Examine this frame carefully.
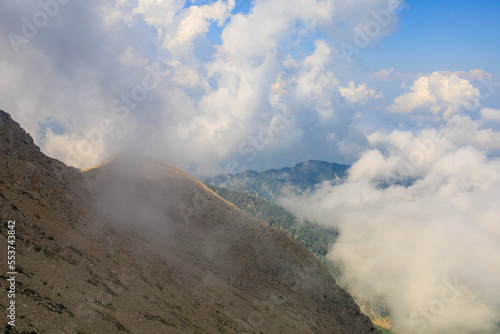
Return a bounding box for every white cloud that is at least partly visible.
[480,107,500,122]
[348,108,500,182]
[163,0,235,56]
[219,0,333,60]
[346,128,454,182]
[326,131,336,142]
[133,0,185,26]
[294,40,339,118]
[0,0,412,171]
[281,106,500,332]
[281,143,500,333]
[348,148,399,181]
[168,60,210,89]
[389,72,480,118]
[42,129,105,168]
[370,67,406,81]
[339,81,382,105]
[441,114,500,151]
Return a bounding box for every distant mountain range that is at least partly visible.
[205,160,349,203]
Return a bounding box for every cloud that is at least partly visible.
[283,158,500,333]
[480,107,500,122]
[352,129,453,181]
[281,113,500,333]
[162,0,235,56]
[0,0,412,171]
[389,72,480,119]
[339,81,383,105]
[293,40,339,119]
[133,0,185,26]
[42,129,105,168]
[218,0,333,61]
[168,60,210,89]
[442,114,500,151]
[348,108,500,182]
[370,67,406,81]
[434,69,491,81]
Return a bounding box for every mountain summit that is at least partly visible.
[0,110,376,333]
[206,160,349,203]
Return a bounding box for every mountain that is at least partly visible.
[205,184,338,257]
[0,110,377,333]
[205,181,393,332]
[205,160,349,203]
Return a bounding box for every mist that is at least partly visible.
[280,112,500,333]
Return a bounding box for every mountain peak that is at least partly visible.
[1,110,40,157]
[206,159,349,203]
[0,110,89,224]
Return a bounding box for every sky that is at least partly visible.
[1,1,500,332]
[363,0,500,74]
[0,0,498,174]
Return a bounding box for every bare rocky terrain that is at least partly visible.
[0,110,377,333]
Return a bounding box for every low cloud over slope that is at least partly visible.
[281,109,500,333]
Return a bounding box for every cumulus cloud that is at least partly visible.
[0,0,414,171]
[42,129,105,168]
[480,107,500,122]
[293,40,339,119]
[162,0,235,56]
[339,81,383,105]
[281,111,500,333]
[442,114,500,151]
[168,60,210,89]
[389,72,480,118]
[349,129,453,181]
[133,0,185,26]
[218,0,332,60]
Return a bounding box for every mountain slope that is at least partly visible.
[206,160,349,203]
[0,110,377,333]
[205,183,338,256]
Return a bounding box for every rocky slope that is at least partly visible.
[0,110,377,333]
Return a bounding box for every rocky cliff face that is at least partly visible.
[0,110,377,333]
